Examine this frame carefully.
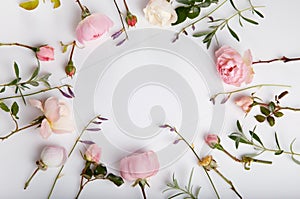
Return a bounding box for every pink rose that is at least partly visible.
[36,46,54,61]
[120,151,159,181]
[40,145,67,168]
[76,13,113,44]
[29,97,75,139]
[215,46,254,87]
[84,144,101,163]
[235,96,253,113]
[205,134,220,149]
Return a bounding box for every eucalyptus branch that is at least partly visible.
[210,84,291,104]
[47,115,106,199]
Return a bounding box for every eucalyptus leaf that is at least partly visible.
[274,111,284,118]
[19,0,39,10]
[227,24,240,41]
[267,116,275,126]
[254,115,265,123]
[11,102,19,117]
[260,106,270,116]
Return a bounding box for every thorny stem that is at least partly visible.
[210,84,291,103]
[69,41,76,61]
[113,0,129,40]
[163,125,220,199]
[47,115,101,199]
[24,167,40,190]
[0,120,41,141]
[213,168,242,199]
[75,0,85,12]
[0,84,70,101]
[255,102,300,112]
[139,181,147,199]
[252,56,300,64]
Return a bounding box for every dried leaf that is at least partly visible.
[50,0,61,8]
[19,0,39,10]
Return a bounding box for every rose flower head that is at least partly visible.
[84,144,101,164]
[120,150,159,181]
[143,0,177,27]
[125,12,137,27]
[76,13,114,44]
[29,97,75,139]
[36,45,54,61]
[205,134,220,149]
[215,46,254,87]
[235,96,254,113]
[39,145,67,169]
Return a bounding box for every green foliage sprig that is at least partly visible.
[163,168,201,199]
[229,120,300,165]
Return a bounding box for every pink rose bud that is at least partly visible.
[65,60,76,78]
[205,134,220,149]
[126,12,137,27]
[215,46,254,87]
[235,96,254,113]
[120,151,159,181]
[36,45,55,61]
[76,13,114,44]
[84,144,101,163]
[40,145,67,168]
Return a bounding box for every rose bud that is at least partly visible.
[204,134,220,149]
[65,60,76,78]
[235,96,254,113]
[36,45,54,61]
[84,144,101,164]
[125,12,137,27]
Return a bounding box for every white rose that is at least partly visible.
[143,0,177,26]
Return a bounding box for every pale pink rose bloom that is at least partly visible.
[29,97,75,139]
[40,145,67,168]
[120,150,159,181]
[84,144,101,163]
[143,0,177,27]
[204,134,220,148]
[215,46,254,87]
[235,96,254,113]
[76,13,113,44]
[36,46,54,61]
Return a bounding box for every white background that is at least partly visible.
[1,0,300,199]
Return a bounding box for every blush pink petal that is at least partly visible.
[76,13,113,44]
[120,151,159,181]
[43,97,60,122]
[36,46,54,61]
[40,145,67,167]
[29,98,43,112]
[85,144,102,163]
[40,119,53,139]
[51,100,75,134]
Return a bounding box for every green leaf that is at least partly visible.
[236,120,243,133]
[274,111,284,117]
[0,87,5,93]
[177,0,195,5]
[29,81,39,87]
[290,139,300,165]
[267,116,275,126]
[229,0,237,10]
[260,106,270,116]
[14,62,20,78]
[0,102,10,112]
[268,102,276,112]
[274,132,281,150]
[249,130,264,146]
[241,15,259,25]
[193,31,210,37]
[187,6,200,19]
[7,79,18,86]
[19,0,39,10]
[11,102,19,117]
[50,0,61,8]
[254,115,265,123]
[227,24,240,41]
[172,7,188,25]
[254,9,264,18]
[199,0,213,8]
[106,173,124,187]
[29,66,40,81]
[274,150,284,155]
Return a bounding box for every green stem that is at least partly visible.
[24,167,40,190]
[164,125,220,199]
[213,168,242,199]
[253,143,300,156]
[47,115,101,199]
[0,84,70,101]
[210,84,291,102]
[113,0,129,39]
[138,181,147,199]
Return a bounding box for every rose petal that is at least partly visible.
[40,119,53,139]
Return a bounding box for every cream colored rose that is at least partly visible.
[143,0,177,26]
